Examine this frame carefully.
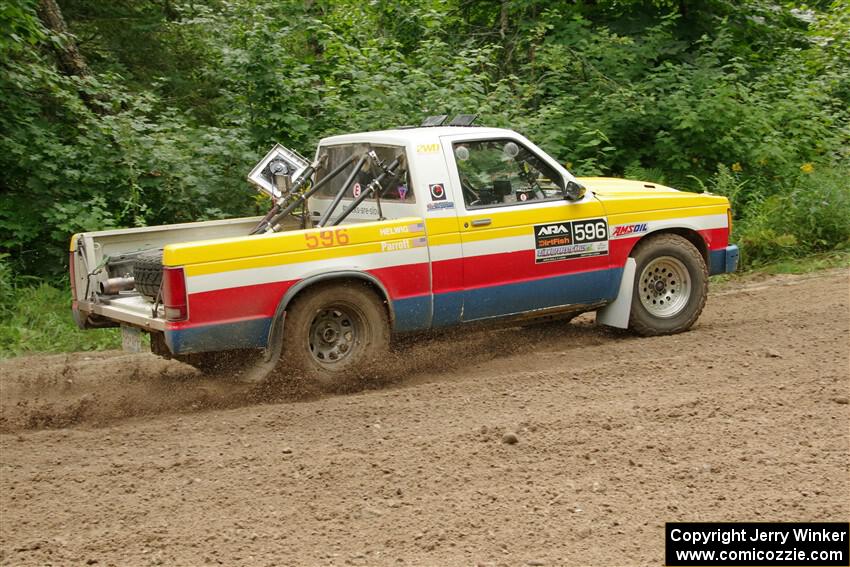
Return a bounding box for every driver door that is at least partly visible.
[440,133,618,321]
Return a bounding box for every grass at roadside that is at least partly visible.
[1,251,847,360]
[0,280,121,359]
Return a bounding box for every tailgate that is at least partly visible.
[71,216,262,330]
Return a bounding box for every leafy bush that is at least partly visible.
[0,0,848,355]
[709,164,850,266]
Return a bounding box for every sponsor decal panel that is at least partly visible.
[610,222,649,239]
[534,218,609,263]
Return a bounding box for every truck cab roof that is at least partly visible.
[318,126,520,147]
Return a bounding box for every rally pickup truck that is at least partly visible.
[70,121,738,383]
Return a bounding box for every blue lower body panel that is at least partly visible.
[166,267,624,353]
[392,295,433,332]
[461,267,622,321]
[709,245,740,275]
[165,317,271,355]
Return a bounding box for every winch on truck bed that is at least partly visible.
[69,115,738,385]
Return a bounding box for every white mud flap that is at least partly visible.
[121,325,142,353]
[597,257,636,329]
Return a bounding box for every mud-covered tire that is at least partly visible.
[629,233,708,336]
[134,249,164,299]
[281,281,389,387]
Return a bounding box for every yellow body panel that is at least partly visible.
[164,187,729,276]
[164,217,426,268]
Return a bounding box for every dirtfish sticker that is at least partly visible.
[610,222,648,239]
[534,218,609,263]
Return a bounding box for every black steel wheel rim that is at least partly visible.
[308,304,363,365]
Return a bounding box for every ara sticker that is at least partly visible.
[429,183,446,201]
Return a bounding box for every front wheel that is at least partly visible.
[281,281,390,387]
[629,233,708,336]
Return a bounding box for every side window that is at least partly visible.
[315,144,415,203]
[453,139,563,209]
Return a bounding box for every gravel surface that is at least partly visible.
[1,269,848,566]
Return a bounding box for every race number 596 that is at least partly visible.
[573,220,607,242]
[305,229,350,249]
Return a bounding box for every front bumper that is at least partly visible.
[709,244,740,275]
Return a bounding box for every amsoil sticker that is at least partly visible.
[429,183,447,201]
[610,222,648,239]
[534,218,609,263]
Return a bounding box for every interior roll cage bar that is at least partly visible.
[251,147,407,235]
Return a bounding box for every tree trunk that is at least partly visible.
[36,0,92,78]
[499,1,508,40]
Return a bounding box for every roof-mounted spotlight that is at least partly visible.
[421,115,449,127]
[448,114,478,127]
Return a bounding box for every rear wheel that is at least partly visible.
[281,281,389,387]
[629,233,708,336]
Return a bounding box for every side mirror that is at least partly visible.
[563,180,586,201]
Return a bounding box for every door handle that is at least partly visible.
[470,218,492,227]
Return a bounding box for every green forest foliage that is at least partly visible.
[2,0,849,275]
[1,0,849,355]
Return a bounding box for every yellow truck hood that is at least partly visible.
[577,176,681,195]
[577,176,729,214]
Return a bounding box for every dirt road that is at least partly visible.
[1,269,848,566]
